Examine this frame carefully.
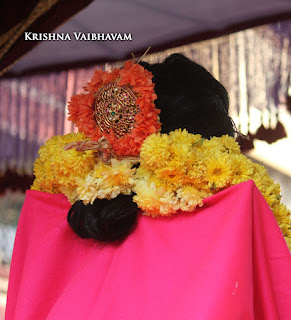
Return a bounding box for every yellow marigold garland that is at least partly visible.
[31,132,95,195]
[31,130,291,250]
[75,159,136,205]
[31,133,137,205]
[133,129,291,249]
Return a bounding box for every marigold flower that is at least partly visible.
[68,61,161,157]
[31,132,94,194]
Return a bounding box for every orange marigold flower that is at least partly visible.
[67,60,161,157]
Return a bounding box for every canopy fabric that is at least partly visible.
[1,0,291,76]
[5,181,291,319]
[0,0,94,77]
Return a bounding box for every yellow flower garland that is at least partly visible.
[31,132,95,195]
[75,159,136,205]
[31,130,291,250]
[31,132,137,205]
[133,130,291,249]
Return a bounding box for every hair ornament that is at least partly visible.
[68,58,160,157]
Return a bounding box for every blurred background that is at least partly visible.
[0,0,291,318]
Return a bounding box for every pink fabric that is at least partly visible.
[6,180,291,320]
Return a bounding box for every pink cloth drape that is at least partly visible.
[5,180,291,320]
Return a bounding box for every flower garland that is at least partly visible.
[31,130,291,250]
[31,132,95,196]
[133,130,291,249]
[74,159,137,205]
[67,61,161,157]
[31,133,137,205]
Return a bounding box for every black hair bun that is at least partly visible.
[67,194,138,242]
[140,53,234,138]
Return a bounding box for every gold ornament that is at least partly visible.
[95,83,139,138]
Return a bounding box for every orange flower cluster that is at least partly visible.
[68,61,161,157]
